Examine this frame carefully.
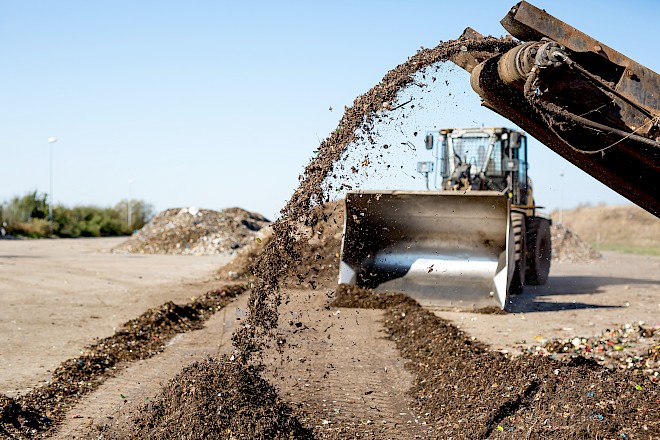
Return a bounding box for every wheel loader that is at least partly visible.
[339,1,659,310]
[339,127,550,310]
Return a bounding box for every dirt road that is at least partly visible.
[0,237,231,396]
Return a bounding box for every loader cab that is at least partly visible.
[430,128,530,205]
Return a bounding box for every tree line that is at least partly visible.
[0,191,154,238]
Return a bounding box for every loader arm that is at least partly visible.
[452,1,660,217]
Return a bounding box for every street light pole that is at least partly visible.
[559,172,564,225]
[128,179,134,230]
[47,137,58,234]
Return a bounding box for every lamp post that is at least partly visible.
[128,179,134,230]
[47,137,58,233]
[559,172,564,225]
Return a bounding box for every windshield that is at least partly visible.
[451,135,501,176]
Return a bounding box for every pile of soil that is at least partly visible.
[535,322,660,382]
[333,284,659,438]
[0,285,247,438]
[114,207,270,256]
[131,358,312,439]
[219,200,344,287]
[551,223,602,263]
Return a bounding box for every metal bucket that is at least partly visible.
[339,190,513,309]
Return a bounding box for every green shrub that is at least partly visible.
[1,192,154,238]
[7,219,50,238]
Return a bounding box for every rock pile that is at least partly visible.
[551,223,602,263]
[113,207,270,256]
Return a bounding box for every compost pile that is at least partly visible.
[551,223,602,263]
[332,285,659,438]
[113,207,270,256]
[132,358,312,439]
[0,285,247,438]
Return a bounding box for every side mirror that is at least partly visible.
[425,133,434,150]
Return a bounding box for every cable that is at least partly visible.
[523,64,660,154]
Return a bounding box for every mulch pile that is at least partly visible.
[333,284,659,438]
[114,207,270,256]
[0,285,247,438]
[552,223,602,263]
[132,358,313,439]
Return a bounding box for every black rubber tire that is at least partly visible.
[525,217,552,285]
[509,211,526,295]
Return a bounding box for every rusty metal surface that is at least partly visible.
[453,1,659,218]
[471,54,659,218]
[502,1,659,116]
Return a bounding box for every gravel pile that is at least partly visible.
[551,223,602,263]
[113,207,270,256]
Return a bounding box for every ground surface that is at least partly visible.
[435,251,660,354]
[0,237,230,397]
[550,204,660,253]
[1,237,658,438]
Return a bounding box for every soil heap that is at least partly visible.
[132,358,312,439]
[113,207,270,256]
[551,222,602,263]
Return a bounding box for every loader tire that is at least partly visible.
[526,217,552,285]
[509,211,526,295]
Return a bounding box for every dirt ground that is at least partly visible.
[435,250,660,354]
[1,237,657,438]
[0,237,231,397]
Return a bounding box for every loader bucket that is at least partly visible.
[339,190,514,309]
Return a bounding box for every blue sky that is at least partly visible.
[1,1,657,219]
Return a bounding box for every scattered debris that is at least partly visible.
[333,284,660,438]
[532,321,660,382]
